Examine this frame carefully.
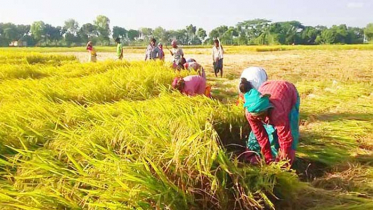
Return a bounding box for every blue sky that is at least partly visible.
[0,0,371,31]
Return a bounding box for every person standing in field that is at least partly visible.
[169,40,185,70]
[237,67,268,105]
[158,43,165,61]
[86,41,97,63]
[183,60,211,96]
[212,39,224,77]
[240,80,300,166]
[115,38,124,60]
[145,38,160,61]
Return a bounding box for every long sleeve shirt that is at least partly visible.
[145,45,160,60]
[245,81,298,161]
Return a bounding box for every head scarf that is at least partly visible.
[172,77,180,89]
[183,62,189,69]
[243,89,273,115]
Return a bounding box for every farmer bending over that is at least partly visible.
[172,75,209,97]
[184,60,206,79]
[240,80,300,165]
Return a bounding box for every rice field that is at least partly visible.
[0,47,372,209]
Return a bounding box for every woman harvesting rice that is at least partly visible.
[183,59,206,79]
[240,80,300,165]
[172,75,209,97]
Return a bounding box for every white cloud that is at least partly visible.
[347,2,364,8]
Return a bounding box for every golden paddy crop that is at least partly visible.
[0,48,373,209]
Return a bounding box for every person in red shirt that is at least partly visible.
[240,80,300,165]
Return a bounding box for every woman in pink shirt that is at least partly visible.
[172,75,207,96]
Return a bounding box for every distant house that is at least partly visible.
[9,41,28,47]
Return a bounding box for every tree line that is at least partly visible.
[1,15,373,47]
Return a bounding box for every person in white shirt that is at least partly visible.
[212,39,224,78]
[145,38,160,61]
[169,40,185,70]
[237,67,268,105]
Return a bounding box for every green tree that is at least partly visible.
[0,23,3,45]
[94,15,111,45]
[0,23,17,46]
[208,29,219,41]
[30,21,46,44]
[168,29,188,44]
[236,31,248,45]
[64,32,80,46]
[284,21,304,44]
[364,23,373,42]
[221,27,238,45]
[78,23,97,43]
[127,29,140,41]
[63,20,81,46]
[45,24,63,45]
[319,29,336,44]
[300,26,320,44]
[186,24,197,44]
[237,19,271,43]
[112,26,127,41]
[2,23,18,40]
[208,26,229,44]
[177,29,188,44]
[17,25,30,39]
[346,27,364,44]
[333,24,348,43]
[268,21,304,45]
[153,27,169,44]
[64,19,79,35]
[196,28,207,43]
[140,27,153,43]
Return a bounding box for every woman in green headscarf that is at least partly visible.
[240,79,300,165]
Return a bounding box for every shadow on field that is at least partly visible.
[293,157,330,182]
[355,154,373,166]
[300,112,373,126]
[298,130,355,164]
[315,113,373,122]
[214,120,333,182]
[214,120,250,155]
